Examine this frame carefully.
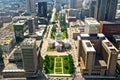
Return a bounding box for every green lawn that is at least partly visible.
[55,68,62,72]
[56,57,61,62]
[43,55,74,74]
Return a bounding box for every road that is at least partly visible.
[67,27,84,80]
[41,8,56,58]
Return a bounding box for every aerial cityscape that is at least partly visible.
[0,0,120,80]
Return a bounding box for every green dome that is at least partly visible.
[56,33,61,38]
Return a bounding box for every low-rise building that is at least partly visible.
[0,29,16,54]
[100,21,120,41]
[2,63,25,78]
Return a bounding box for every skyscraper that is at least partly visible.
[94,0,118,21]
[13,20,27,42]
[55,0,61,11]
[106,0,118,21]
[89,0,96,17]
[38,2,47,17]
[21,38,38,74]
[26,0,36,14]
[28,18,35,34]
[69,0,77,9]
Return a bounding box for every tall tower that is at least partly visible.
[28,18,35,34]
[38,2,47,17]
[55,0,61,11]
[21,38,38,74]
[94,0,118,21]
[26,0,36,14]
[69,0,77,9]
[106,0,118,21]
[89,0,96,17]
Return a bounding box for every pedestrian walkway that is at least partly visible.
[54,57,63,74]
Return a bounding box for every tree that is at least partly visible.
[68,54,74,74]
[51,32,56,39]
[61,26,67,32]
[52,25,56,32]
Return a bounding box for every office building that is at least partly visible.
[0,28,16,54]
[55,0,61,11]
[69,0,77,9]
[89,1,96,17]
[94,0,118,21]
[2,63,25,78]
[85,18,100,34]
[28,18,35,34]
[80,8,89,20]
[21,38,38,74]
[26,0,36,14]
[78,33,119,76]
[68,9,80,17]
[13,20,28,42]
[0,21,3,28]
[38,2,47,17]
[100,21,120,41]
[76,0,83,9]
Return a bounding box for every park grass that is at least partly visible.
[43,55,74,74]
[55,68,62,72]
[56,63,62,67]
[56,57,61,62]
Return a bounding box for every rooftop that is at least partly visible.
[102,39,119,53]
[0,28,15,45]
[2,63,24,72]
[21,38,36,46]
[82,40,96,52]
[85,17,100,25]
[100,21,120,24]
[113,35,120,41]
[99,60,107,67]
[14,20,26,26]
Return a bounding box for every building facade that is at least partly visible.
[26,0,36,14]
[78,33,119,76]
[100,21,120,41]
[85,18,100,34]
[69,0,77,9]
[21,38,38,74]
[38,2,47,17]
[28,18,35,34]
[13,20,28,42]
[94,0,118,21]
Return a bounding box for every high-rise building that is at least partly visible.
[26,0,36,14]
[13,20,27,42]
[21,38,38,74]
[89,1,96,17]
[28,18,35,34]
[78,33,119,76]
[94,0,118,21]
[69,0,77,9]
[38,2,47,17]
[55,0,61,11]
